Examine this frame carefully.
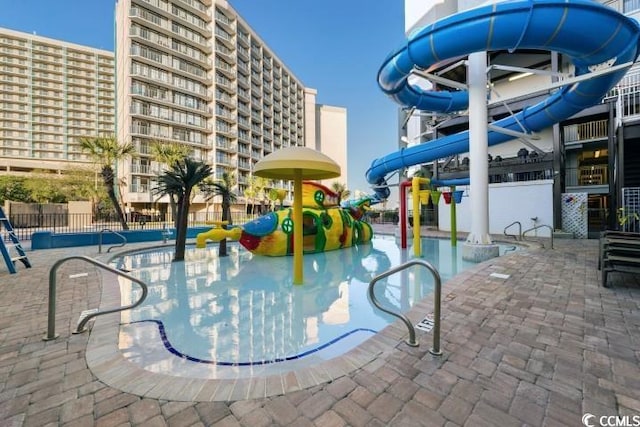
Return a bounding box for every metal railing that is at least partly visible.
[98,228,127,253]
[503,221,522,241]
[562,119,608,143]
[44,255,148,340]
[368,259,442,355]
[565,165,609,187]
[522,224,554,249]
[3,211,261,241]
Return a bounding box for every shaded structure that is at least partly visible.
[254,146,340,284]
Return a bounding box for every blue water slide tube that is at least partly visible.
[366,0,640,200]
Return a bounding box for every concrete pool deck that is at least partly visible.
[1,224,639,426]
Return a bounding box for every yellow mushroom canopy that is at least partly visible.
[254,146,340,180]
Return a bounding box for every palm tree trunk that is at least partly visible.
[108,188,129,230]
[102,166,129,230]
[173,194,190,261]
[218,196,231,257]
[169,195,178,228]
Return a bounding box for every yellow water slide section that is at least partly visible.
[195,221,242,248]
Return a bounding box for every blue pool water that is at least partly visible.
[112,236,515,378]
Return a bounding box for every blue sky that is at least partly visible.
[0,0,405,197]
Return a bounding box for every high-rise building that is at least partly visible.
[0,27,115,175]
[0,2,348,216]
[115,0,343,213]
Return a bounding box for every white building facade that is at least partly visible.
[0,28,115,175]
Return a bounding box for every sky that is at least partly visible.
[0,0,405,198]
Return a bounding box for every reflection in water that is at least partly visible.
[114,236,508,368]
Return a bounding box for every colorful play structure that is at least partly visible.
[196,181,374,256]
[399,176,470,257]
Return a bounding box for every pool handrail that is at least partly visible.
[98,228,127,253]
[368,258,442,355]
[522,224,554,249]
[44,255,148,340]
[503,221,522,241]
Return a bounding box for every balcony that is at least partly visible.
[215,59,236,79]
[563,119,608,144]
[438,153,554,184]
[216,45,236,65]
[607,67,640,121]
[215,91,236,109]
[129,7,171,33]
[215,156,236,167]
[215,139,236,151]
[566,165,608,187]
[215,9,235,34]
[237,31,250,47]
[215,74,234,93]
[214,26,235,49]
[175,0,211,22]
[130,163,157,175]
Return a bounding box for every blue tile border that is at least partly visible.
[130,319,377,367]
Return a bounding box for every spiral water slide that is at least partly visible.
[366,0,640,200]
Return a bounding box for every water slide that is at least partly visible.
[366,0,640,200]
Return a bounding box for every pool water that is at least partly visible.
[112,236,515,378]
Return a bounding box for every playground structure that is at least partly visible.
[196,181,374,256]
[400,176,469,257]
[367,0,640,245]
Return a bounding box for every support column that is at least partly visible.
[462,51,499,262]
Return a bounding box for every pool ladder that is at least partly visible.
[98,228,127,253]
[368,259,442,356]
[44,256,148,340]
[523,224,554,249]
[503,221,522,241]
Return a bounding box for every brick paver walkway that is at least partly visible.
[1,228,639,426]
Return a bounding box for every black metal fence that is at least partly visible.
[5,209,438,241]
[365,208,438,227]
[5,211,260,241]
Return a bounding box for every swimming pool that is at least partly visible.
[112,236,515,379]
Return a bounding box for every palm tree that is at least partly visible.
[243,185,256,215]
[331,182,351,205]
[268,188,287,210]
[201,172,237,256]
[80,135,135,230]
[153,158,212,262]
[150,141,191,226]
[244,176,269,214]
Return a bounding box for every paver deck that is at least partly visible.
[1,225,639,426]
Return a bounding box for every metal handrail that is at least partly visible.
[503,221,522,241]
[368,259,443,355]
[522,224,554,249]
[44,255,148,340]
[98,228,127,253]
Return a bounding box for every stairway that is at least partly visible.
[0,206,31,274]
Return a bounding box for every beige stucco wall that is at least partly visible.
[315,105,348,188]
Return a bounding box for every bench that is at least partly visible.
[599,231,640,287]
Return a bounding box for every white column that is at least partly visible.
[466,51,492,245]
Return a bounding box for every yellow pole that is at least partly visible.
[293,169,303,284]
[412,177,421,257]
[451,186,457,247]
